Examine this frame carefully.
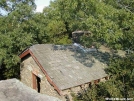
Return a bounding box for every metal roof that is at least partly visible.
[29,44,107,90]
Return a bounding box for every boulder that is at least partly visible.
[0,79,61,101]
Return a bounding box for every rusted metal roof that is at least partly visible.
[29,44,108,90]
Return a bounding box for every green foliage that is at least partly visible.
[22,13,50,44]
[0,0,35,79]
[0,1,133,100]
[103,0,134,13]
[43,1,73,44]
[44,0,134,49]
[107,55,134,98]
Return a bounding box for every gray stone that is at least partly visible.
[0,79,62,101]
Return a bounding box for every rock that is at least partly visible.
[0,79,62,101]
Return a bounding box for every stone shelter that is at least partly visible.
[19,43,108,101]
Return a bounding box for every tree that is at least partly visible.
[103,0,134,13]
[43,1,72,44]
[43,0,133,50]
[107,55,134,98]
[0,0,36,79]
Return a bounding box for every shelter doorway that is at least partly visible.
[36,76,41,93]
[32,73,41,93]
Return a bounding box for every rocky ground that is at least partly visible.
[0,78,61,101]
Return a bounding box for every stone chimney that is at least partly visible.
[72,31,91,44]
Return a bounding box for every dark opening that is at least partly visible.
[65,94,70,101]
[36,76,41,93]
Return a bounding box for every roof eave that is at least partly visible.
[19,49,30,58]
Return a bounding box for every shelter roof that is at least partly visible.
[26,44,108,90]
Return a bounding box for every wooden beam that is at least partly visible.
[19,49,30,58]
[32,73,36,90]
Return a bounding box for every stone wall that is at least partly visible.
[21,56,33,88]
[20,56,65,101]
[62,77,107,101]
[61,82,91,101]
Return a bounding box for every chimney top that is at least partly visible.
[72,31,91,43]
